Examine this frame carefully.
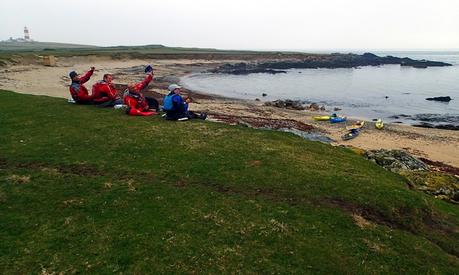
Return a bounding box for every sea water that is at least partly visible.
[181,51,459,126]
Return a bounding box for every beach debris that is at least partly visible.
[262,93,268,97]
[255,98,261,101]
[334,107,342,111]
[425,96,452,102]
[384,96,389,99]
[264,100,305,110]
[364,149,429,172]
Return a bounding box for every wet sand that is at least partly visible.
[1,57,458,168]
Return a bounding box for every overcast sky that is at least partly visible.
[1,0,458,50]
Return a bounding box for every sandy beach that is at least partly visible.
[1,56,458,168]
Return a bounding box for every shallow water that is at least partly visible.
[181,52,459,126]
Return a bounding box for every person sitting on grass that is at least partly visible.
[163,84,207,121]
[123,66,159,116]
[91,73,123,107]
[69,67,95,104]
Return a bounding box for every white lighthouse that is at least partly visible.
[24,26,31,41]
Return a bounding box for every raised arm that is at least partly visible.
[79,67,95,84]
[134,73,153,91]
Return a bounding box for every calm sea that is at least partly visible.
[181,51,459,126]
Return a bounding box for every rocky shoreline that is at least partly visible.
[211,52,452,75]
[389,114,459,131]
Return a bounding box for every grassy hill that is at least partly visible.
[0,91,458,273]
[0,43,304,67]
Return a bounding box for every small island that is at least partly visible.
[211,52,452,75]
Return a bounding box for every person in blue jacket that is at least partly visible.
[163,84,207,121]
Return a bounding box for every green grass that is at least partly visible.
[0,44,306,67]
[0,41,97,51]
[0,90,458,273]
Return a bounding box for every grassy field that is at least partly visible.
[0,43,306,67]
[0,91,458,273]
[0,41,97,51]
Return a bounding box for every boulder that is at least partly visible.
[364,149,428,172]
[264,100,305,110]
[308,103,320,111]
[426,96,452,102]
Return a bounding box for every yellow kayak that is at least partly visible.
[314,116,331,121]
[375,119,384,129]
[346,121,365,130]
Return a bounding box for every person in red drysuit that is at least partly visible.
[123,71,159,116]
[69,67,95,104]
[91,74,123,107]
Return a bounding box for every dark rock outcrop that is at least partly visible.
[413,123,459,131]
[364,149,429,172]
[308,103,320,111]
[211,53,452,75]
[264,99,305,110]
[212,62,287,75]
[389,113,459,130]
[426,96,452,102]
